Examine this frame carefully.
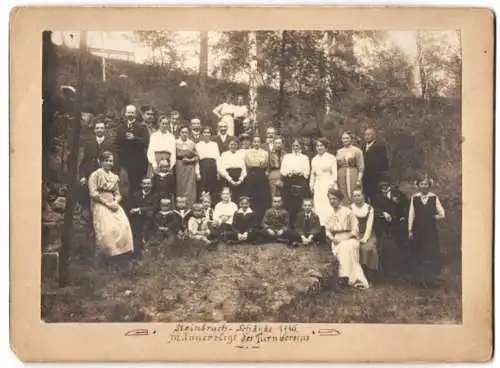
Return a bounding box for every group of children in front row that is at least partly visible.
[128,174,324,255]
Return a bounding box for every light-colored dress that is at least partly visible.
[310,152,338,225]
[325,206,369,288]
[336,146,364,204]
[176,138,198,208]
[88,168,134,257]
[351,203,379,271]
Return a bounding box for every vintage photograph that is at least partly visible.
[41,29,462,324]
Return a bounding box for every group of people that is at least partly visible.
[78,97,446,289]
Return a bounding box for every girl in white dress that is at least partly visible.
[310,138,338,225]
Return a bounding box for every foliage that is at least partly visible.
[47,31,461,201]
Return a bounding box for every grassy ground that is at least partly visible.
[42,206,461,324]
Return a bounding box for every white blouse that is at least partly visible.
[213,102,235,118]
[233,105,249,119]
[351,203,374,243]
[195,141,220,160]
[408,192,445,231]
[281,152,311,178]
[147,130,176,169]
[218,151,247,182]
[213,201,238,225]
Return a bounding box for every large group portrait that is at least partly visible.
[10,6,493,362]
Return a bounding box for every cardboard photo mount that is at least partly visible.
[9,6,494,363]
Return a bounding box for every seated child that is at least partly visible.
[129,177,158,256]
[212,187,238,242]
[231,196,259,244]
[187,202,216,246]
[172,196,193,240]
[201,194,214,222]
[152,158,176,204]
[261,196,293,245]
[292,198,323,246]
[150,198,177,246]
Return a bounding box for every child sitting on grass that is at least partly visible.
[150,198,176,247]
[231,196,259,244]
[292,198,323,247]
[212,187,238,243]
[187,202,217,247]
[261,196,293,245]
[172,196,192,240]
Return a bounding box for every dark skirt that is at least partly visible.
[198,158,219,198]
[224,167,245,203]
[234,117,245,137]
[283,174,307,228]
[411,221,441,281]
[245,167,271,223]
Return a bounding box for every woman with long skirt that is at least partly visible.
[336,131,365,204]
[195,126,220,202]
[408,175,446,286]
[281,138,311,228]
[218,137,247,203]
[88,151,134,263]
[175,125,198,208]
[310,138,338,226]
[351,188,379,282]
[325,188,369,289]
[244,135,271,223]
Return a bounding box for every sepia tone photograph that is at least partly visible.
[40,28,463,325]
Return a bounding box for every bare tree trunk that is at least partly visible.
[248,31,259,135]
[59,30,87,287]
[199,31,209,89]
[321,31,334,122]
[415,31,426,100]
[277,31,287,127]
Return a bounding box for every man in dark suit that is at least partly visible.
[78,120,118,214]
[371,174,410,279]
[212,120,233,153]
[361,128,389,204]
[129,177,158,257]
[116,104,150,198]
[190,118,202,143]
[168,110,182,137]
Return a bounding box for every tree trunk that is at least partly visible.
[321,31,334,122]
[59,30,87,287]
[278,31,287,127]
[248,31,259,135]
[415,31,426,100]
[199,31,209,89]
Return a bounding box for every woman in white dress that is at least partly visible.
[310,138,338,226]
[325,188,369,289]
[88,151,134,260]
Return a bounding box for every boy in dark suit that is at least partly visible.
[292,198,323,246]
[116,104,150,197]
[129,177,158,257]
[261,196,293,245]
[361,128,389,204]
